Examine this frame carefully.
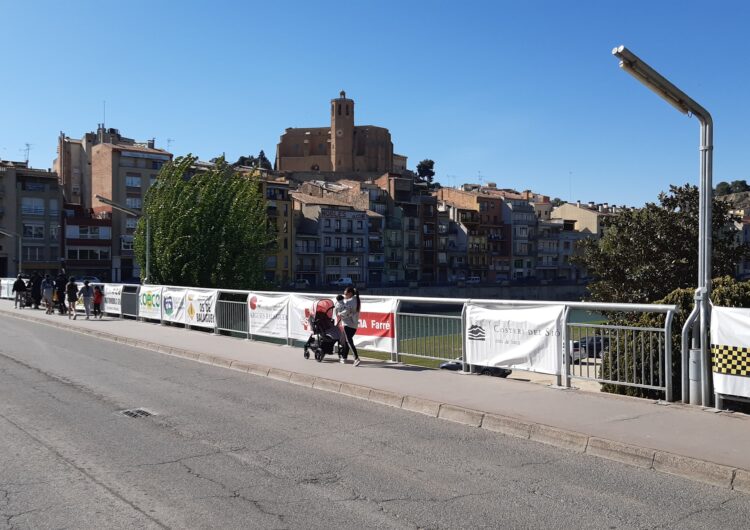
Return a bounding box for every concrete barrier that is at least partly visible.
[530,424,588,452]
[401,396,441,417]
[481,414,532,439]
[438,404,483,427]
[653,451,735,489]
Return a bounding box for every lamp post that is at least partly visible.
[95,195,150,284]
[611,45,713,407]
[0,228,22,275]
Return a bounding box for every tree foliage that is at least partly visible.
[573,184,748,304]
[416,159,435,183]
[234,150,272,170]
[730,179,750,194]
[134,155,275,289]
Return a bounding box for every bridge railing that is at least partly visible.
[0,278,677,402]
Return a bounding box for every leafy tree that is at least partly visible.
[715,181,731,196]
[573,184,748,304]
[730,179,750,194]
[234,155,257,167]
[134,155,275,289]
[258,150,273,170]
[551,197,564,207]
[416,159,435,183]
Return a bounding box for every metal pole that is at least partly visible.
[17,235,22,275]
[664,310,674,402]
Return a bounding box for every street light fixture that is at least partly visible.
[612,45,713,407]
[0,228,21,275]
[95,194,150,284]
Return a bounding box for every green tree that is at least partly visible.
[730,179,750,194]
[134,155,275,289]
[551,197,564,207]
[257,150,273,170]
[416,159,435,183]
[715,181,731,196]
[573,184,748,304]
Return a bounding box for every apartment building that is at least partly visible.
[62,204,112,281]
[259,176,294,285]
[291,193,368,287]
[0,161,61,277]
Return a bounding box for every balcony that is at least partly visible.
[295,245,320,254]
[406,242,420,250]
[21,207,45,216]
[368,256,385,267]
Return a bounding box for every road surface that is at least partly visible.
[1,315,749,529]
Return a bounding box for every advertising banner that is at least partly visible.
[162,287,187,324]
[248,292,289,338]
[104,284,123,315]
[288,294,396,352]
[465,304,564,375]
[138,285,163,320]
[0,279,13,299]
[185,289,217,328]
[711,306,750,399]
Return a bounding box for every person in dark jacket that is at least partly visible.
[12,275,27,309]
[55,272,68,315]
[30,272,42,309]
[66,278,78,319]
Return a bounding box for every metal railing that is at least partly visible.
[396,312,462,362]
[216,299,248,336]
[121,288,139,318]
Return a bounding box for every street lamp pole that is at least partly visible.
[0,228,22,275]
[95,195,150,283]
[612,46,713,407]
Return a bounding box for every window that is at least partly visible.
[346,220,353,231]
[126,218,137,229]
[357,220,363,230]
[125,197,142,209]
[324,236,331,247]
[355,238,363,248]
[265,256,277,268]
[151,160,163,170]
[346,238,353,250]
[335,219,341,231]
[136,158,147,169]
[79,226,111,239]
[66,248,110,261]
[49,199,59,217]
[49,225,60,241]
[283,238,288,249]
[23,246,44,261]
[325,256,339,266]
[121,236,134,250]
[120,156,135,167]
[324,219,331,228]
[347,257,359,266]
[23,223,44,239]
[21,197,44,215]
[335,237,342,250]
[126,174,142,188]
[149,174,157,187]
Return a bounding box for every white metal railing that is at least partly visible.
[0,278,678,401]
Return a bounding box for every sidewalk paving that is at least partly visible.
[2,299,750,491]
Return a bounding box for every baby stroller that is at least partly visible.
[303,298,343,362]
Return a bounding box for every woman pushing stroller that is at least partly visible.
[335,287,361,367]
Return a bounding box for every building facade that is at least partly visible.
[276,92,394,175]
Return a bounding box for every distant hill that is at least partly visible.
[718,191,750,212]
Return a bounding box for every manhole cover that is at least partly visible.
[120,408,154,418]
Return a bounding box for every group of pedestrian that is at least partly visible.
[12,272,104,320]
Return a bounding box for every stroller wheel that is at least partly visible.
[315,350,323,362]
[303,347,310,360]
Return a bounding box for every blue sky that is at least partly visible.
[1,0,748,206]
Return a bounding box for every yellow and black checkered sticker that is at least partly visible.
[712,344,750,377]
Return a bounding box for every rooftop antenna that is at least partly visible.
[21,143,32,164]
[166,138,174,152]
[103,100,106,128]
[478,170,483,186]
[569,170,572,202]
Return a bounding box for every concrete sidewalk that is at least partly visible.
[2,299,749,492]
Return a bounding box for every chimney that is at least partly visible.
[588,201,595,209]
[147,138,155,149]
[598,205,604,212]
[576,200,581,208]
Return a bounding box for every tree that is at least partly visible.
[416,159,435,183]
[233,150,272,170]
[551,197,564,207]
[134,155,276,289]
[730,179,750,194]
[715,181,731,196]
[257,150,272,170]
[573,184,748,304]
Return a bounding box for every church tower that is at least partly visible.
[330,90,354,172]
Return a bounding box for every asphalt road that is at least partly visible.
[1,315,750,529]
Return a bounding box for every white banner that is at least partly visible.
[465,304,564,375]
[104,284,123,315]
[288,294,396,353]
[0,279,13,299]
[185,289,217,328]
[162,287,187,324]
[138,285,163,320]
[711,306,750,399]
[248,292,289,338]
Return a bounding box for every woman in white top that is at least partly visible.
[335,287,361,366]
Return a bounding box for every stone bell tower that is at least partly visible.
[330,90,354,172]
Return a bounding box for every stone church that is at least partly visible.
[275,91,400,175]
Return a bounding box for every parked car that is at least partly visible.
[330,277,354,288]
[465,276,481,285]
[74,276,102,284]
[569,336,610,364]
[439,359,512,378]
[289,279,311,289]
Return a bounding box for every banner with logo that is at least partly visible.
[104,284,123,315]
[248,292,289,338]
[139,285,163,320]
[465,304,564,374]
[185,289,217,328]
[162,287,187,324]
[711,306,750,399]
[288,294,397,352]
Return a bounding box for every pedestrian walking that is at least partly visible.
[55,272,67,315]
[12,274,27,309]
[93,285,104,319]
[66,278,78,319]
[30,272,42,309]
[41,274,55,314]
[78,280,94,320]
[335,286,362,366]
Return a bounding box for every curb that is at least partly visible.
[2,307,749,493]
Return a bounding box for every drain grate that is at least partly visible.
[120,408,153,418]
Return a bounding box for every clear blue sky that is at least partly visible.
[2,0,748,206]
